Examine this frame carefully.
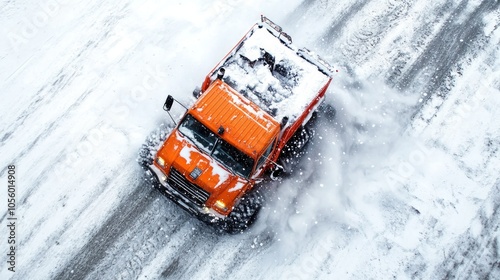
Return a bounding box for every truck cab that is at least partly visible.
[151,79,280,218]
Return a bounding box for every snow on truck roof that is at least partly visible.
[212,23,332,123]
[191,79,280,158]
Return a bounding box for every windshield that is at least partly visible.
[178,114,254,178]
[178,114,216,154]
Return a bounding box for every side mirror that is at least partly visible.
[163,95,174,111]
[192,86,201,99]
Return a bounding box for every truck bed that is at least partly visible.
[209,21,333,125]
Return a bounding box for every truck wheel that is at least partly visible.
[222,189,263,234]
[277,125,314,175]
[319,102,336,121]
[137,123,173,169]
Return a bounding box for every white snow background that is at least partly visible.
[0,0,499,279]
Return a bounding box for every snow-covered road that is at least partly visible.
[1,0,499,279]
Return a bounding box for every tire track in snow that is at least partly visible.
[0,86,96,223]
[16,165,108,258]
[12,162,132,280]
[336,0,412,65]
[0,1,129,149]
[0,0,130,225]
[282,1,498,279]
[61,182,275,279]
[0,66,79,148]
[0,3,130,194]
[405,0,499,130]
[285,0,321,24]
[156,231,275,280]
[395,0,498,94]
[435,179,500,279]
[150,231,221,280]
[54,168,221,279]
[81,193,272,280]
[316,1,370,48]
[86,200,193,280]
[66,190,223,280]
[383,0,459,87]
[53,182,161,280]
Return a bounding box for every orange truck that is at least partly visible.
[139,16,335,232]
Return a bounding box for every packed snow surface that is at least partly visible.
[0,0,499,279]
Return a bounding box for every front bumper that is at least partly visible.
[147,164,226,222]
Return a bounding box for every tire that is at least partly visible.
[137,123,173,169]
[221,188,263,234]
[137,123,174,189]
[277,124,314,175]
[319,102,336,121]
[275,103,336,177]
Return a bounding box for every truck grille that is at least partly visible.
[167,168,210,206]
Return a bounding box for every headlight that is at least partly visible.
[214,200,228,211]
[156,156,166,167]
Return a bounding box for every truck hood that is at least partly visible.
[157,130,248,195]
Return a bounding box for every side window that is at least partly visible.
[257,139,274,169]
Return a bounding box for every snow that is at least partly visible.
[210,161,231,189]
[217,24,331,122]
[179,144,196,165]
[175,131,231,189]
[228,181,246,193]
[0,0,499,279]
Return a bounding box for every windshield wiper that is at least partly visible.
[211,139,240,177]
